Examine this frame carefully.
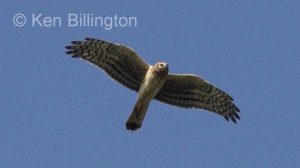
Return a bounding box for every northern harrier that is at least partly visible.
[65,38,240,131]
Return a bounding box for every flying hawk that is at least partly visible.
[65,38,240,131]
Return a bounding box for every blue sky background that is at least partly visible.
[1,0,300,167]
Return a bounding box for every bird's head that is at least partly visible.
[155,62,169,73]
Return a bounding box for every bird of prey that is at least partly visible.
[65,38,240,131]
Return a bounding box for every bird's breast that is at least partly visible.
[137,66,168,101]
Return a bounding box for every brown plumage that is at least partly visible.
[65,38,240,131]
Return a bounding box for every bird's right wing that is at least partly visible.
[154,74,240,123]
[65,38,150,92]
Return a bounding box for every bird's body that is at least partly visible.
[126,63,169,130]
[65,38,240,131]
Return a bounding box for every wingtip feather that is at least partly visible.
[230,116,237,123]
[65,50,74,54]
[233,112,240,120]
[85,38,97,42]
[224,115,230,121]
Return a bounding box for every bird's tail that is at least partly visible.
[126,100,150,131]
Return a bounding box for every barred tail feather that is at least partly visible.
[126,100,149,131]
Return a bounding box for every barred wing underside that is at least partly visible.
[65,38,149,91]
[155,74,240,123]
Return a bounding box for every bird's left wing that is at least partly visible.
[65,38,150,92]
[154,74,240,123]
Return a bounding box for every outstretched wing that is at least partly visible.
[65,38,150,92]
[154,74,240,123]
